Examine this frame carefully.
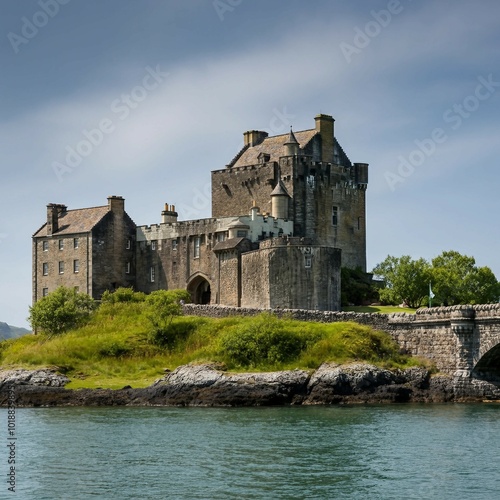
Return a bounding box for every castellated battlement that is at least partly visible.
[258,236,314,249]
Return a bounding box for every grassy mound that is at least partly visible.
[0,304,425,389]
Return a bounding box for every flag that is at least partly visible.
[429,283,435,299]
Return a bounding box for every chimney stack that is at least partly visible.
[108,195,124,214]
[162,203,178,224]
[314,114,335,163]
[46,203,67,235]
[243,130,268,147]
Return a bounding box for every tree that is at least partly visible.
[341,267,379,306]
[372,255,431,308]
[28,286,96,336]
[431,250,500,305]
[145,289,191,346]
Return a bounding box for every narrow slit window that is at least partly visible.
[332,206,338,226]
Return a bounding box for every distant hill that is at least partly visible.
[0,322,31,340]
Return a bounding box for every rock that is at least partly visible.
[304,362,396,404]
[147,363,310,406]
[1,363,498,407]
[0,368,70,389]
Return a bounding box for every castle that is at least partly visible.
[32,114,368,310]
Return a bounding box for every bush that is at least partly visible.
[29,286,96,336]
[98,341,132,358]
[145,289,191,347]
[218,314,307,367]
[101,287,146,304]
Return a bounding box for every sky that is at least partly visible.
[1,0,500,328]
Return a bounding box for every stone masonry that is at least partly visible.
[33,113,367,311]
[182,303,500,379]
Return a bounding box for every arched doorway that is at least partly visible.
[187,275,211,304]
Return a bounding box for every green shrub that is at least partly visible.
[148,316,198,348]
[145,289,191,347]
[98,341,132,358]
[218,314,308,367]
[101,287,146,304]
[29,286,96,336]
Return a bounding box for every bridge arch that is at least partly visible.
[474,343,500,379]
[187,273,211,305]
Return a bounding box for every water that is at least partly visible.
[1,404,499,499]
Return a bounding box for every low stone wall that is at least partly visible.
[182,304,500,376]
[182,304,393,330]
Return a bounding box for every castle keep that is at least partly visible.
[33,114,368,310]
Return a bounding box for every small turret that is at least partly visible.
[270,180,290,219]
[283,127,300,156]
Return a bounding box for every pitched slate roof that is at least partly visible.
[33,206,110,238]
[212,237,247,252]
[231,129,318,168]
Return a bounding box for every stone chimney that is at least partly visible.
[162,203,178,224]
[243,130,268,147]
[108,195,124,215]
[46,203,67,235]
[314,114,335,163]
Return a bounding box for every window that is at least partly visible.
[126,239,131,249]
[172,239,178,251]
[74,238,79,249]
[236,230,247,238]
[216,232,225,242]
[59,261,64,274]
[42,288,49,297]
[151,240,156,251]
[73,259,79,273]
[59,239,64,250]
[332,206,338,226]
[42,262,48,276]
[305,256,312,268]
[126,262,131,274]
[42,241,48,251]
[194,237,200,258]
[357,217,362,231]
[150,266,155,282]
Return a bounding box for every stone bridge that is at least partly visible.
[183,303,500,380]
[386,304,500,379]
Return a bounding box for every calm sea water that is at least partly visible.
[1,404,499,499]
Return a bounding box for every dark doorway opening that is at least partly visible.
[188,276,211,305]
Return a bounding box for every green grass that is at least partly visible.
[343,305,417,314]
[0,304,426,389]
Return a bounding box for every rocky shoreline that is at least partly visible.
[1,363,499,407]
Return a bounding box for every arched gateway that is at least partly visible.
[187,275,211,305]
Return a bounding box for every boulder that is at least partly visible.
[0,368,70,389]
[146,363,310,406]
